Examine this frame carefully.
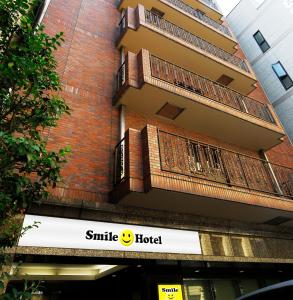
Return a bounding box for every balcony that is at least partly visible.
[118,6,256,94]
[175,0,223,23]
[110,126,293,224]
[114,49,284,151]
[166,0,229,34]
[199,0,218,11]
[118,0,237,53]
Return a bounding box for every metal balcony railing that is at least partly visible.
[165,0,232,37]
[150,55,274,123]
[145,10,250,72]
[200,0,218,11]
[113,138,126,185]
[118,14,127,36]
[116,61,126,91]
[158,130,293,198]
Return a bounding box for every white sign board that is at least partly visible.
[18,215,202,255]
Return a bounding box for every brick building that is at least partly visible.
[10,0,293,299]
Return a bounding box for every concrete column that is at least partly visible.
[200,233,213,256]
[242,237,254,257]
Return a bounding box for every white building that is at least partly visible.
[227,0,293,142]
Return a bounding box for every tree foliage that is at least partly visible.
[0,0,70,296]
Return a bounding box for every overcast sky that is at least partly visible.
[216,0,240,16]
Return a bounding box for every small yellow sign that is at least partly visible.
[158,284,183,300]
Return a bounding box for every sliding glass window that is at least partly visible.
[272,62,293,90]
[253,30,270,53]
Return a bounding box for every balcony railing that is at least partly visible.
[158,130,293,198]
[165,0,232,37]
[150,55,274,123]
[200,0,218,11]
[145,10,250,72]
[119,13,127,36]
[116,61,126,91]
[113,138,126,185]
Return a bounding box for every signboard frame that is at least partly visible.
[18,215,202,255]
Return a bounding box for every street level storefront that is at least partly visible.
[8,256,293,300]
[7,205,293,300]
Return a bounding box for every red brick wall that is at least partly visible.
[43,0,121,202]
[267,138,293,168]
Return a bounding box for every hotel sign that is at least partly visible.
[158,285,184,300]
[18,215,202,255]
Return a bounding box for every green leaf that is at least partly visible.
[26,153,33,162]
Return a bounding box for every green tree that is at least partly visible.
[0,0,70,296]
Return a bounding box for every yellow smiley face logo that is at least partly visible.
[119,229,134,246]
[168,294,175,300]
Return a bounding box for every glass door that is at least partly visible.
[183,280,213,300]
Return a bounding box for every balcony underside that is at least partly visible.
[116,84,284,151]
[118,26,256,95]
[117,187,293,227]
[118,0,237,53]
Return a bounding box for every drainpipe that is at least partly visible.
[37,0,52,25]
[119,43,126,140]
[260,150,283,196]
[120,104,125,140]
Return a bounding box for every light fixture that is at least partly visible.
[12,263,127,281]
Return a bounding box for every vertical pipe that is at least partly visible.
[36,0,52,25]
[120,46,125,64]
[261,151,283,196]
[120,104,125,140]
[119,45,126,141]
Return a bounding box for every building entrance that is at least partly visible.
[6,256,292,300]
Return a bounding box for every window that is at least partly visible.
[188,142,203,173]
[272,62,293,90]
[253,30,270,53]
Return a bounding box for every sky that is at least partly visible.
[216,0,240,16]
